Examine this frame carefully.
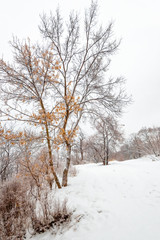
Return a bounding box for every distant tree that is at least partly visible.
[117,126,160,161]
[120,133,143,160]
[39,1,130,186]
[138,127,160,157]
[88,115,123,165]
[72,130,86,164]
[85,134,104,163]
[129,134,143,159]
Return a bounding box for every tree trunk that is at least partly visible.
[106,143,109,165]
[62,144,71,187]
[106,137,109,165]
[40,99,61,189]
[47,137,61,189]
[80,138,83,162]
[104,136,109,165]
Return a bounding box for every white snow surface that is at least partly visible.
[29,157,160,240]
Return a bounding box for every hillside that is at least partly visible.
[29,157,160,240]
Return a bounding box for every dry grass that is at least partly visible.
[31,196,72,235]
[0,178,73,239]
[0,179,32,239]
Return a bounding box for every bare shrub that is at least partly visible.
[0,171,74,239]
[0,179,32,239]
[31,194,72,235]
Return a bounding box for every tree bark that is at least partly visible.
[62,144,71,187]
[80,138,83,162]
[106,141,109,165]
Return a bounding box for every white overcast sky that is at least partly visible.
[0,0,160,136]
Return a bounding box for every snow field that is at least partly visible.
[30,157,160,240]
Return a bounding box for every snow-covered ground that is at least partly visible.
[29,157,160,240]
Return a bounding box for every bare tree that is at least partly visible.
[117,126,160,161]
[72,129,86,164]
[119,133,143,160]
[138,127,160,158]
[0,39,62,188]
[85,134,104,163]
[88,115,123,164]
[129,134,143,159]
[39,1,130,186]
[0,125,21,182]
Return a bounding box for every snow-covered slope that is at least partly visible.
[30,157,160,240]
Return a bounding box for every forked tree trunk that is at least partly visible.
[62,144,71,187]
